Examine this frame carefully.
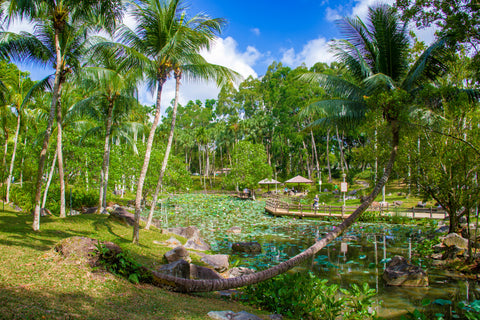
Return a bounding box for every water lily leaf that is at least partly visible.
[368,262,376,269]
[434,299,452,306]
[359,255,367,259]
[421,298,431,306]
[379,258,391,264]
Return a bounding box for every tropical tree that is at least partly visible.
[73,55,140,213]
[143,4,450,293]
[1,0,123,229]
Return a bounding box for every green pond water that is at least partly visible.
[154,194,478,319]
[213,222,478,319]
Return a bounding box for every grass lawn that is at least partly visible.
[0,205,269,319]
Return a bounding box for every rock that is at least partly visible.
[348,189,358,196]
[184,236,210,251]
[207,311,262,320]
[383,256,428,287]
[54,236,121,267]
[393,200,403,207]
[371,202,381,209]
[40,208,52,216]
[82,207,98,214]
[432,243,447,253]
[443,233,468,250]
[397,192,404,196]
[69,209,82,216]
[417,202,427,208]
[430,253,443,260]
[442,245,465,260]
[435,226,450,234]
[332,190,340,195]
[164,246,190,263]
[190,264,223,280]
[232,241,262,254]
[157,260,190,279]
[163,237,182,247]
[109,207,135,226]
[14,205,22,212]
[323,188,329,192]
[341,235,359,242]
[269,315,283,320]
[432,260,447,267]
[201,254,229,273]
[228,267,255,278]
[165,226,201,239]
[227,226,242,234]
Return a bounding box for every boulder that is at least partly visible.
[82,207,98,214]
[416,202,427,208]
[201,254,229,273]
[109,207,135,226]
[184,236,210,251]
[164,246,190,263]
[443,233,468,250]
[323,188,329,193]
[332,190,340,195]
[348,189,358,196]
[383,256,428,287]
[207,311,262,320]
[69,210,82,216]
[228,267,255,278]
[227,226,242,234]
[393,200,404,207]
[442,245,465,260]
[157,260,190,279]
[164,226,200,239]
[435,226,450,234]
[54,236,121,267]
[190,264,223,280]
[163,237,182,247]
[432,243,447,253]
[232,241,262,254]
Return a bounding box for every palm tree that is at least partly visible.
[1,0,123,229]
[5,68,35,203]
[142,4,449,293]
[101,0,231,243]
[72,61,141,212]
[144,27,240,230]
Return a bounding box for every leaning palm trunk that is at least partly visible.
[145,72,181,230]
[98,104,114,213]
[6,113,21,203]
[133,76,167,244]
[33,36,64,230]
[148,123,400,292]
[42,149,58,209]
[56,101,66,218]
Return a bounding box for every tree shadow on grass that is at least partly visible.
[0,284,257,320]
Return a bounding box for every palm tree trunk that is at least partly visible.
[56,99,66,218]
[98,103,114,213]
[103,142,112,207]
[148,122,401,292]
[6,113,21,203]
[42,149,58,209]
[145,71,181,230]
[2,131,8,184]
[302,140,312,179]
[336,125,345,174]
[326,128,332,182]
[311,130,320,180]
[133,75,167,244]
[33,32,64,230]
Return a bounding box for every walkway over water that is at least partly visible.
[265,198,448,220]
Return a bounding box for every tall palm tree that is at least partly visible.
[102,0,231,243]
[144,27,240,230]
[72,60,141,212]
[143,4,449,293]
[1,0,123,229]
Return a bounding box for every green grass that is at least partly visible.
[0,205,270,319]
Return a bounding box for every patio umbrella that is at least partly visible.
[284,175,314,191]
[258,178,282,192]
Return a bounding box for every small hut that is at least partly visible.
[258,178,282,193]
[284,175,314,193]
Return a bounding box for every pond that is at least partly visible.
[152,194,479,319]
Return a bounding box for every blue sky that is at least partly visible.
[8,0,436,110]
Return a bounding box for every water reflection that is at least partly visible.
[216,221,478,319]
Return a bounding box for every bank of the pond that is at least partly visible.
[152,194,479,319]
[0,205,271,320]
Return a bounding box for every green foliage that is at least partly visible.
[95,242,151,284]
[243,271,378,320]
[223,141,272,191]
[6,184,34,212]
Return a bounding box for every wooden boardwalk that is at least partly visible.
[265,199,448,220]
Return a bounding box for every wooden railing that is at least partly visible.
[264,198,448,220]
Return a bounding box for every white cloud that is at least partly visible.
[351,0,395,20]
[281,37,335,68]
[250,28,261,36]
[325,7,342,22]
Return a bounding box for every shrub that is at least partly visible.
[243,271,378,320]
